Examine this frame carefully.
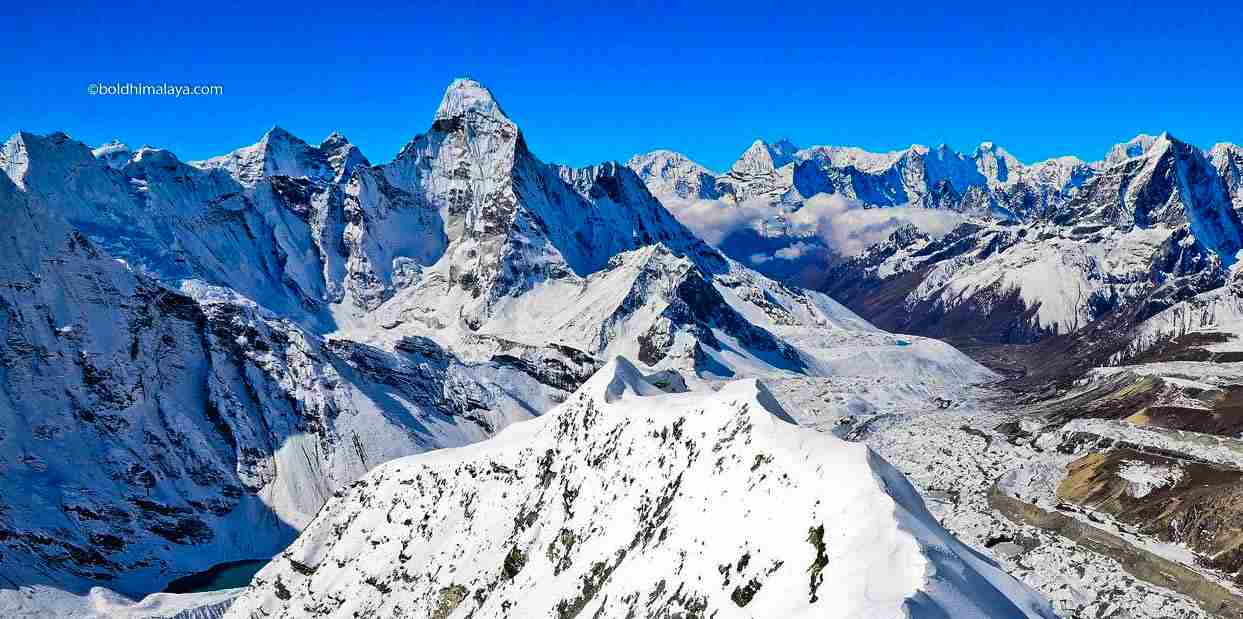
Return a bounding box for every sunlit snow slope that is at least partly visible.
[227,357,1054,619]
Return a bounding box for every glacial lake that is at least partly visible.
[163,559,268,593]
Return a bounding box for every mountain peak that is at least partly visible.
[591,356,665,403]
[732,138,797,175]
[1104,133,1161,166]
[975,141,1015,158]
[91,140,133,169]
[261,125,299,143]
[191,125,332,184]
[321,131,349,146]
[435,78,509,123]
[626,149,722,200]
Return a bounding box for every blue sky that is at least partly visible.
[3,1,1242,171]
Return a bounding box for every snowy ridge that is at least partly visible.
[629,137,1099,216]
[624,149,721,200]
[226,357,1054,619]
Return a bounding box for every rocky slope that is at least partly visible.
[225,358,1055,619]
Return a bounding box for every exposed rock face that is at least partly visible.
[225,359,1055,619]
[1212,142,1243,214]
[1057,448,1243,581]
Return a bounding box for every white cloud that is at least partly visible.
[659,197,772,246]
[775,241,815,260]
[662,193,968,258]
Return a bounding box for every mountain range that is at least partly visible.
[5,77,1243,618]
[0,79,1042,618]
[629,132,1243,362]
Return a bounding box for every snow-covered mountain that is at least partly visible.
[226,357,1054,619]
[625,149,722,201]
[824,133,1243,343]
[0,78,1023,617]
[630,133,1243,346]
[0,155,560,615]
[629,137,1093,217]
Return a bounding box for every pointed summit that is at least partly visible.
[1104,133,1160,166]
[92,139,133,169]
[262,125,295,141]
[972,141,1021,185]
[627,149,722,200]
[320,132,370,180]
[731,138,798,175]
[435,78,509,122]
[192,126,333,184]
[321,131,350,148]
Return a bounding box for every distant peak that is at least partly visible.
[92,139,133,169]
[1104,133,1168,165]
[596,356,652,403]
[1155,131,1183,146]
[321,131,352,149]
[976,141,1013,157]
[630,148,690,162]
[261,125,299,143]
[733,138,797,174]
[128,147,183,171]
[435,78,509,122]
[92,139,131,155]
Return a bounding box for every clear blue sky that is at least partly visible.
[3,1,1242,171]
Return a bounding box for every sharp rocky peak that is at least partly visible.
[1103,132,1168,166]
[260,124,299,144]
[627,149,709,171]
[732,138,798,175]
[435,77,510,123]
[193,125,344,185]
[91,139,133,169]
[2,131,98,189]
[320,131,351,150]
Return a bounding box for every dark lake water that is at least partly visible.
[163,559,268,593]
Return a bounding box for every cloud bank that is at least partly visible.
[662,193,969,260]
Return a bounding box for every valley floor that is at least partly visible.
[767,375,1216,619]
